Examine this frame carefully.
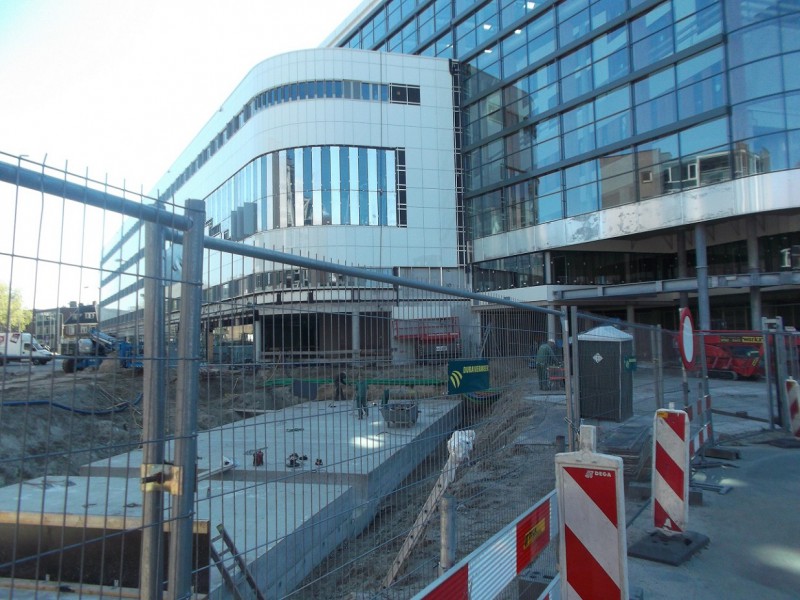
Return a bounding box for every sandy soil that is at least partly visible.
[0,360,558,599]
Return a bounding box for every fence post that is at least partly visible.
[652,326,664,410]
[168,199,206,599]
[140,218,167,599]
[567,307,580,451]
[439,495,456,576]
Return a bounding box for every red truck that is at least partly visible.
[699,332,764,380]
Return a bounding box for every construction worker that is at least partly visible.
[334,371,348,400]
[354,373,369,419]
[536,339,558,391]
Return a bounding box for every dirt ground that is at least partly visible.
[0,359,557,598]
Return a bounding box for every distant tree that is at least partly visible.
[0,284,32,332]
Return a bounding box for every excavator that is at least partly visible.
[62,329,143,374]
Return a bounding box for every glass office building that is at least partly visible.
[327,0,800,328]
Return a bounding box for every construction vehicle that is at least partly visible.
[393,316,461,363]
[62,329,142,373]
[695,332,764,380]
[0,332,54,365]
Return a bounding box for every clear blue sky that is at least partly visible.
[0,0,363,309]
[0,0,363,191]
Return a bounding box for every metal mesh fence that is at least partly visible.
[0,155,564,599]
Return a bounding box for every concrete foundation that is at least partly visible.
[0,396,463,598]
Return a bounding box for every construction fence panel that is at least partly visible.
[691,325,800,441]
[0,154,565,599]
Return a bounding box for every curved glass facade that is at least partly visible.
[338,0,800,294]
[206,146,407,242]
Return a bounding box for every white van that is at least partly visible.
[0,332,54,365]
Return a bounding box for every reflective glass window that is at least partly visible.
[593,47,629,87]
[503,45,529,77]
[558,0,589,22]
[635,93,677,133]
[563,123,596,158]
[502,28,527,54]
[565,159,598,187]
[528,29,556,64]
[596,111,632,146]
[565,183,598,216]
[599,170,637,208]
[536,115,560,140]
[435,0,451,30]
[563,102,594,131]
[536,137,562,167]
[536,192,563,223]
[526,7,555,39]
[677,46,724,86]
[732,96,785,140]
[782,13,800,53]
[595,85,630,119]
[529,62,558,91]
[339,148,350,224]
[736,133,789,174]
[632,29,674,70]
[537,171,562,196]
[419,5,435,42]
[561,67,593,102]
[561,45,592,75]
[677,74,725,119]
[784,52,800,91]
[680,117,729,155]
[729,56,783,103]
[727,19,781,68]
[635,68,675,102]
[591,0,627,28]
[675,3,722,52]
[636,134,678,198]
[631,2,672,42]
[593,26,627,59]
[786,91,800,130]
[559,7,590,46]
[532,83,559,115]
[788,130,800,169]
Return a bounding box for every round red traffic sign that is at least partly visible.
[678,308,695,369]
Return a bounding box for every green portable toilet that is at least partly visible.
[577,325,634,422]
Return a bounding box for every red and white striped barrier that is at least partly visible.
[412,490,558,599]
[555,425,628,600]
[652,409,690,533]
[787,378,800,438]
[684,395,713,456]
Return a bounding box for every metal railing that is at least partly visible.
[0,154,567,599]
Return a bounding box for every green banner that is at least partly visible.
[448,359,490,394]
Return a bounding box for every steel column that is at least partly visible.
[167,200,205,599]
[140,220,167,599]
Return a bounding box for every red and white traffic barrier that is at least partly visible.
[555,425,628,600]
[412,490,558,599]
[787,377,800,438]
[684,394,713,456]
[652,409,690,533]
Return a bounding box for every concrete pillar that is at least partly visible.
[677,229,689,309]
[254,313,262,363]
[747,219,762,330]
[351,309,361,361]
[626,304,635,325]
[545,252,556,337]
[694,223,711,331]
[544,251,552,285]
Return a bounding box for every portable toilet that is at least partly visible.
[577,325,634,422]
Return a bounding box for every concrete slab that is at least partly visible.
[0,396,464,598]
